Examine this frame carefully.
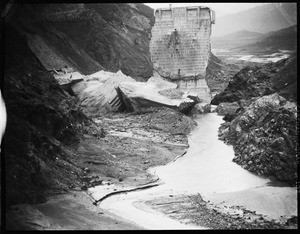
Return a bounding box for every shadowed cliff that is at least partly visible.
[9,3,154,80]
[3,24,103,207]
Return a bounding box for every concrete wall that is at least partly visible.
[150,6,214,80]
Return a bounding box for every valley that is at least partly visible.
[2,2,297,231]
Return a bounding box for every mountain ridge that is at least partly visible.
[212,3,297,37]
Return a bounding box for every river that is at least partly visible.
[94,113,297,229]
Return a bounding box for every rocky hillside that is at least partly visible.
[234,25,297,52]
[3,24,104,207]
[211,54,297,105]
[9,3,154,80]
[218,94,297,185]
[211,54,297,185]
[205,52,241,95]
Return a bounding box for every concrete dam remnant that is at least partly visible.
[150,5,215,102]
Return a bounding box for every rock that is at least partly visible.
[4,24,92,207]
[215,102,240,116]
[190,103,211,115]
[118,81,194,113]
[83,167,90,172]
[203,104,211,113]
[12,4,155,79]
[218,93,297,184]
[73,70,136,117]
[211,55,297,105]
[54,72,85,85]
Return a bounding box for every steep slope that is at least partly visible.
[235,25,297,52]
[213,3,297,37]
[211,53,297,185]
[211,54,297,105]
[3,24,103,207]
[9,3,154,80]
[205,52,241,94]
[211,30,263,50]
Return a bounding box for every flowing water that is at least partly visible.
[96,113,297,229]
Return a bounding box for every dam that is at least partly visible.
[149,5,215,102]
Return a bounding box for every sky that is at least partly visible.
[144,3,266,18]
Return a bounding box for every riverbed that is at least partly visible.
[211,48,293,64]
[94,113,297,229]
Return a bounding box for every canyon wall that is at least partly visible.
[8,4,154,80]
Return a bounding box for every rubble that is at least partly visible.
[117,81,194,112]
[218,93,297,184]
[144,194,290,229]
[71,70,135,117]
[211,55,297,105]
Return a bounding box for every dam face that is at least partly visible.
[150,5,215,101]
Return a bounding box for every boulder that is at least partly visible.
[71,70,135,117]
[190,103,211,115]
[54,71,85,85]
[215,102,240,116]
[117,81,194,112]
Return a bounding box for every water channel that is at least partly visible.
[95,113,297,229]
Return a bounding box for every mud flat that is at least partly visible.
[95,113,297,229]
[5,107,195,230]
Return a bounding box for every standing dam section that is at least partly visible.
[149,5,215,102]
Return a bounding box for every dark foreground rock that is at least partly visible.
[215,102,241,121]
[205,52,241,95]
[211,55,297,105]
[3,24,104,207]
[218,93,297,185]
[9,3,154,80]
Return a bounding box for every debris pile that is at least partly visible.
[218,93,297,184]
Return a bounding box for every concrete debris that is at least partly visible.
[117,81,195,112]
[71,70,135,117]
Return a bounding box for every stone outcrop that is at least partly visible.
[215,102,241,121]
[218,93,297,184]
[205,52,240,95]
[9,3,154,80]
[211,52,297,185]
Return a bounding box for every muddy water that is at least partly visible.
[98,113,297,229]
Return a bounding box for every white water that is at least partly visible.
[97,113,297,229]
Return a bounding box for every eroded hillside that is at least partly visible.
[9,3,154,80]
[211,55,298,185]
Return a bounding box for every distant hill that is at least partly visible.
[257,25,297,48]
[234,25,297,52]
[212,30,263,40]
[211,30,263,50]
[212,3,297,37]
